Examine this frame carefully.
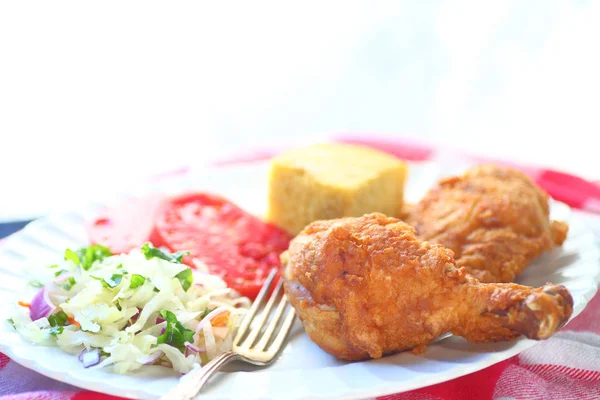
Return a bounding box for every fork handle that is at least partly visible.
[161,351,240,400]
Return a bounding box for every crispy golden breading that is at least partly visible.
[282,213,572,361]
[405,166,568,283]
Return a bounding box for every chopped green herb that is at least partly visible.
[27,280,44,289]
[79,245,112,270]
[60,277,77,291]
[49,326,64,336]
[7,318,15,328]
[46,264,59,269]
[141,243,189,264]
[91,272,125,289]
[200,307,215,320]
[64,249,80,265]
[175,268,193,292]
[54,269,68,277]
[48,311,69,327]
[64,245,112,271]
[129,274,146,289]
[156,310,195,353]
[100,350,110,357]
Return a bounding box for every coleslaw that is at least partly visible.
[8,243,250,374]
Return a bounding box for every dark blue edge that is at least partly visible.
[0,220,33,239]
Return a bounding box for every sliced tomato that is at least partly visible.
[86,194,165,254]
[153,193,291,299]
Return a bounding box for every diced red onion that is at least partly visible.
[194,306,229,333]
[138,351,163,365]
[130,308,142,324]
[78,348,101,368]
[78,348,86,361]
[29,286,56,321]
[156,315,167,334]
[184,342,205,357]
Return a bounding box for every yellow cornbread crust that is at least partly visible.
[266,143,407,235]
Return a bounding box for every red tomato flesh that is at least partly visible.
[153,193,291,299]
[86,195,164,255]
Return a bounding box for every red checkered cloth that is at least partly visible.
[2,137,599,400]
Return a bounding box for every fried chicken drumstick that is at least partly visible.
[405,165,568,283]
[282,213,573,360]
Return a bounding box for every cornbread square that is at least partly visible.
[267,143,408,235]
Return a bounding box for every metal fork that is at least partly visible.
[162,269,296,400]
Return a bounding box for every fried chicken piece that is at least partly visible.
[405,165,568,283]
[282,213,573,360]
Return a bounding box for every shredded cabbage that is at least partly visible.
[9,244,249,374]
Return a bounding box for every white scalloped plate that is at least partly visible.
[1,161,599,400]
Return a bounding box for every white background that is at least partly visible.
[1,1,599,221]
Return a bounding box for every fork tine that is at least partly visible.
[234,268,278,346]
[268,301,295,353]
[160,270,295,400]
[242,277,284,348]
[255,291,289,351]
